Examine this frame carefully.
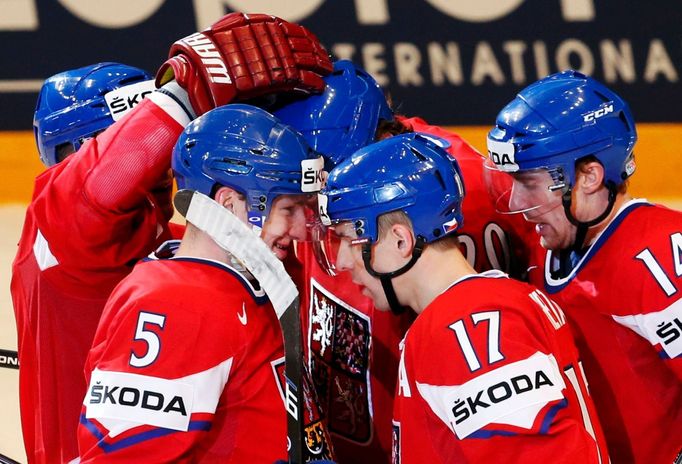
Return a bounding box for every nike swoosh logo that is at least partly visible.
[237,302,247,326]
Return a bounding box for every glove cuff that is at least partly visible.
[158,80,197,121]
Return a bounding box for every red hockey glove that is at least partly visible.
[156,12,332,116]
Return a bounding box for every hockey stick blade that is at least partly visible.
[174,190,307,462]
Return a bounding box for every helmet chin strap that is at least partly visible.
[558,181,617,273]
[361,237,426,315]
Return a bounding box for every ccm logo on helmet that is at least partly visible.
[183,32,232,84]
[583,104,614,122]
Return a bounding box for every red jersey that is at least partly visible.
[393,270,609,464]
[293,243,413,463]
[298,120,535,462]
[527,199,682,463]
[400,117,533,278]
[10,94,186,463]
[78,256,288,463]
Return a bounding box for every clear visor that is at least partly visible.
[301,194,326,242]
[311,221,361,276]
[483,158,566,215]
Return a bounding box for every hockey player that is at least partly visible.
[77,104,325,462]
[486,70,682,463]
[273,60,533,462]
[13,62,157,464]
[12,15,332,464]
[320,133,610,463]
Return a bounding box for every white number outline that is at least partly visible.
[130,311,166,368]
[634,232,682,297]
[449,310,504,372]
[564,363,604,464]
[458,222,511,272]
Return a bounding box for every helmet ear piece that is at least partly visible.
[487,70,637,188]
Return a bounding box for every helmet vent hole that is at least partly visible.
[409,147,427,161]
[250,148,264,155]
[618,112,632,132]
[433,170,446,190]
[593,91,611,103]
[119,76,143,86]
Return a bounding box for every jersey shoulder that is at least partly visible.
[571,201,682,292]
[399,116,482,160]
[602,201,681,251]
[409,272,557,371]
[100,258,267,349]
[406,274,569,440]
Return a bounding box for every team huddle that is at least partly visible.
[10,11,682,464]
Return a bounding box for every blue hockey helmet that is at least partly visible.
[487,70,637,191]
[322,132,465,245]
[33,62,153,167]
[273,60,393,168]
[172,104,325,228]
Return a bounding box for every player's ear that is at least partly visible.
[576,160,605,195]
[214,186,239,212]
[392,223,415,258]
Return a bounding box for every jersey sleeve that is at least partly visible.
[610,208,682,380]
[411,302,564,437]
[30,93,188,277]
[78,286,240,462]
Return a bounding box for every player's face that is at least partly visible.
[509,170,575,250]
[262,194,311,260]
[333,223,390,311]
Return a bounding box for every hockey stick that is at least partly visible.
[0,454,20,464]
[0,349,19,370]
[174,189,331,463]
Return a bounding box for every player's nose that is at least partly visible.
[335,241,354,272]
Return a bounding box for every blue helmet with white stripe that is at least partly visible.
[274,60,393,168]
[33,62,153,167]
[487,70,637,190]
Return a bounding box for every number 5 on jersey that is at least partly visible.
[130,311,167,368]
